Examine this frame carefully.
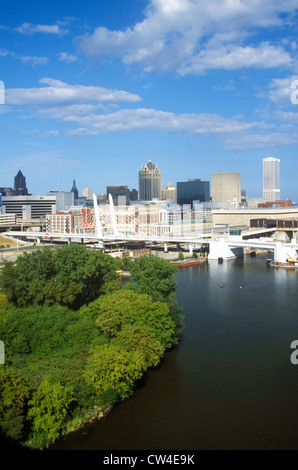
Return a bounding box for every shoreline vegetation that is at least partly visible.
[0,244,183,450]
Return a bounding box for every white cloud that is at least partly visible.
[0,49,48,66]
[58,52,78,63]
[60,106,297,150]
[15,22,68,36]
[5,78,142,106]
[22,129,60,137]
[5,74,298,152]
[0,49,9,57]
[19,55,49,66]
[223,131,298,150]
[77,0,298,74]
[264,76,298,106]
[42,130,59,136]
[179,43,292,76]
[64,108,255,136]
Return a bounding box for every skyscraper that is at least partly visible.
[14,169,28,196]
[177,179,210,206]
[71,179,79,201]
[107,185,130,205]
[212,172,241,204]
[139,159,161,201]
[82,188,92,200]
[263,157,280,202]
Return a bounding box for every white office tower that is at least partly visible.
[263,157,280,202]
[82,188,92,200]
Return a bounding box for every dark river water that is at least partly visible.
[52,255,298,450]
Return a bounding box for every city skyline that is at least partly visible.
[1,1,298,200]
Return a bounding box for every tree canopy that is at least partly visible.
[0,244,119,309]
[126,253,178,302]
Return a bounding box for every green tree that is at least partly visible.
[28,377,75,447]
[124,254,184,335]
[84,343,143,401]
[93,290,178,349]
[116,324,164,370]
[126,254,178,302]
[0,294,7,310]
[0,244,119,309]
[0,304,80,356]
[0,367,32,441]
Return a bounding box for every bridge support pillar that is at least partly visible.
[93,193,104,248]
[189,243,193,256]
[208,239,243,260]
[274,241,297,263]
[164,242,168,253]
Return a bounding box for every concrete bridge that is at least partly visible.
[208,236,298,262]
[4,194,298,263]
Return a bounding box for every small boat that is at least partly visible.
[270,259,298,269]
[170,257,207,267]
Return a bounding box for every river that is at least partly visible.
[52,254,298,450]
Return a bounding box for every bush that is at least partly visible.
[126,254,178,302]
[28,377,75,447]
[85,343,144,401]
[0,367,32,442]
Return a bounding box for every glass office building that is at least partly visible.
[177,179,210,207]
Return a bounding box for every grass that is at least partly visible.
[0,235,18,247]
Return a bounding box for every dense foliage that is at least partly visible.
[0,244,119,309]
[0,245,183,448]
[127,253,178,302]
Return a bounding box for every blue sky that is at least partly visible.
[1,0,298,201]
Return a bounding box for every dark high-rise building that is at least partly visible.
[14,170,28,196]
[139,159,161,201]
[107,185,130,205]
[71,179,79,200]
[129,188,138,201]
[177,179,210,207]
[0,187,14,196]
